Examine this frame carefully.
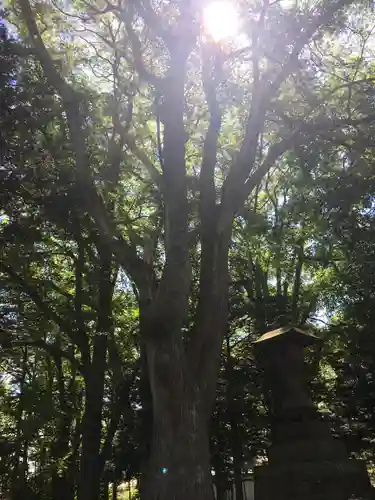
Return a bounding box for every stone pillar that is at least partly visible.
[253,326,374,500]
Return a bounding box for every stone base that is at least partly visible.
[254,459,375,500]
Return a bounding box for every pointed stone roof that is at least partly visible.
[253,326,320,347]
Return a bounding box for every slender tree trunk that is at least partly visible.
[254,261,266,334]
[52,472,74,500]
[233,460,243,500]
[67,417,82,500]
[21,438,28,490]
[111,482,117,500]
[225,337,244,500]
[12,347,27,499]
[78,250,112,500]
[212,459,229,500]
[211,409,229,500]
[79,358,106,500]
[51,417,76,500]
[51,340,75,500]
[214,475,228,500]
[100,479,109,500]
[291,242,304,324]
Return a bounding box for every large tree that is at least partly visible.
[3,0,375,498]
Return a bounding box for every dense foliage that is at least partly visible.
[1,0,375,499]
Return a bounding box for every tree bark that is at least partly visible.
[212,444,230,500]
[100,479,109,500]
[142,396,214,500]
[11,347,27,499]
[111,482,117,500]
[78,250,113,500]
[139,221,230,499]
[51,414,75,500]
[225,337,244,500]
[79,348,107,500]
[51,337,75,500]
[214,473,229,500]
[138,321,217,500]
[291,242,304,324]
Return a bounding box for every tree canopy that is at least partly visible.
[1,0,375,499]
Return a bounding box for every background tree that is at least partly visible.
[1,0,375,499]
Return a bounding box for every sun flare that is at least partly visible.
[203,1,239,42]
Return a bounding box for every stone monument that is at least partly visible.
[253,326,374,500]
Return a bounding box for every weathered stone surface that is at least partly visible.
[255,459,372,500]
[253,326,374,500]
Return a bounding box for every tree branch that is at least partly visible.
[145,21,194,332]
[116,4,161,86]
[99,363,139,469]
[0,262,91,360]
[0,336,84,374]
[220,0,354,228]
[199,45,222,226]
[17,0,155,301]
[130,0,171,44]
[223,112,375,227]
[123,131,163,189]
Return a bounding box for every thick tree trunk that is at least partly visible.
[139,227,230,500]
[142,405,214,500]
[140,337,211,497]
